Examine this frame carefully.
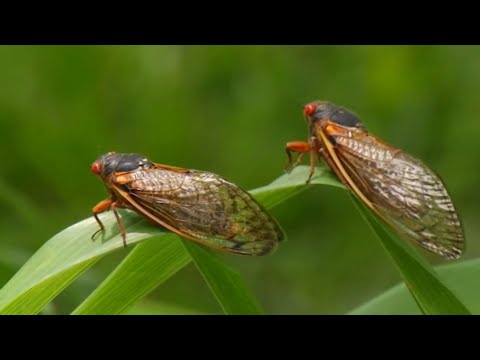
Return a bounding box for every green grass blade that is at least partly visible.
[250,165,342,208]
[350,258,480,314]
[72,234,190,315]
[0,211,167,314]
[350,195,470,315]
[182,240,263,314]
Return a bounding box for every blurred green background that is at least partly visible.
[0,45,478,314]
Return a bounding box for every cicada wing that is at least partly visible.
[326,131,464,259]
[115,168,284,256]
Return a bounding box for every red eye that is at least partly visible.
[91,162,102,175]
[304,103,317,116]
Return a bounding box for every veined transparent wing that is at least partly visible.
[332,132,464,259]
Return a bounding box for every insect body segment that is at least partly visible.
[286,101,465,259]
[91,152,284,256]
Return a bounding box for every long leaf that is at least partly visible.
[350,195,470,314]
[72,235,190,315]
[0,213,166,314]
[350,258,480,314]
[183,240,263,314]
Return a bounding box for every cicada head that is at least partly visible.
[91,152,154,181]
[304,101,365,131]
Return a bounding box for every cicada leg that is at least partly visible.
[285,137,319,184]
[92,198,112,240]
[285,141,310,172]
[92,198,128,248]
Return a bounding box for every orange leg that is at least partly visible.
[92,198,128,248]
[92,198,112,240]
[285,138,319,184]
[285,141,311,173]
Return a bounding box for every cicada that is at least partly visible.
[90,152,284,255]
[286,101,465,259]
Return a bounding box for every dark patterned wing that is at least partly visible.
[118,167,284,256]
